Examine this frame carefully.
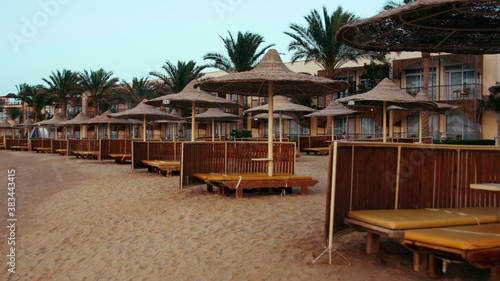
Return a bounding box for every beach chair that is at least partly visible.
[108,153,132,164]
[192,172,318,198]
[402,224,500,281]
[140,160,181,176]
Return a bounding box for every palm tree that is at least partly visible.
[78,69,119,115]
[382,0,415,11]
[285,6,379,79]
[16,83,54,122]
[120,77,158,107]
[203,31,275,72]
[149,60,206,94]
[42,69,80,119]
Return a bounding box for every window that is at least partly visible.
[406,114,419,138]
[445,65,478,100]
[404,68,437,99]
[361,117,380,139]
[429,114,440,140]
[445,113,479,140]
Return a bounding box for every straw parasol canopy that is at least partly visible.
[252,113,294,120]
[84,110,138,139]
[186,108,241,141]
[305,101,360,141]
[59,112,91,139]
[335,0,500,54]
[338,78,436,142]
[109,100,182,141]
[146,79,241,141]
[197,49,349,176]
[37,115,64,139]
[245,96,316,141]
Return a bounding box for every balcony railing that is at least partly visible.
[402,83,482,101]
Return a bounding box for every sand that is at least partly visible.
[0,150,489,281]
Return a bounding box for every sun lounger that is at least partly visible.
[72,150,99,159]
[108,153,131,164]
[303,147,329,155]
[33,147,52,153]
[345,207,499,254]
[140,160,181,176]
[402,224,500,281]
[55,149,67,156]
[10,145,29,151]
[192,172,318,198]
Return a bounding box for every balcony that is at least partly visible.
[403,83,482,101]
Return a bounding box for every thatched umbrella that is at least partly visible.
[244,95,316,141]
[0,119,12,145]
[197,49,349,176]
[338,78,436,142]
[59,112,91,139]
[154,109,186,141]
[146,79,241,141]
[252,113,294,120]
[18,119,36,139]
[336,0,500,140]
[84,110,137,139]
[304,101,359,141]
[37,115,64,139]
[109,100,181,141]
[186,108,241,141]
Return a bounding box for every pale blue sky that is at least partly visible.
[0,0,384,95]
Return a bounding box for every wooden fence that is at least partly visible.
[5,138,28,149]
[52,139,68,153]
[99,139,136,160]
[181,141,296,187]
[131,141,182,169]
[325,141,500,242]
[68,139,100,158]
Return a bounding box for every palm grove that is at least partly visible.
[6,5,390,126]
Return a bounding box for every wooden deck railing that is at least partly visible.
[131,141,182,169]
[181,141,296,187]
[325,141,500,242]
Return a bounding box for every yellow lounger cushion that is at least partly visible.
[141,160,180,166]
[348,207,499,230]
[193,172,311,181]
[404,224,500,250]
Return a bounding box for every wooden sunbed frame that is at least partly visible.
[10,145,29,151]
[55,149,67,156]
[140,160,181,177]
[72,150,99,159]
[401,225,500,281]
[303,147,329,155]
[33,147,52,153]
[193,173,318,199]
[108,153,132,164]
[345,208,500,278]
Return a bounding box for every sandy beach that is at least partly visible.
[0,150,489,281]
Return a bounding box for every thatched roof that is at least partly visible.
[337,78,436,109]
[109,100,182,122]
[187,108,241,121]
[252,113,293,120]
[305,100,359,118]
[19,119,35,127]
[196,49,350,97]
[336,0,500,54]
[0,119,12,128]
[37,115,64,125]
[59,112,91,125]
[84,110,136,125]
[244,95,316,114]
[146,80,241,108]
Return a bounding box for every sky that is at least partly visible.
[0,0,384,95]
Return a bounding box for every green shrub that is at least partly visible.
[433,139,495,145]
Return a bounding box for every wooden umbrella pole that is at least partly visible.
[279,111,283,142]
[212,117,215,141]
[383,101,387,143]
[108,123,111,139]
[267,81,274,177]
[143,115,147,141]
[191,101,196,141]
